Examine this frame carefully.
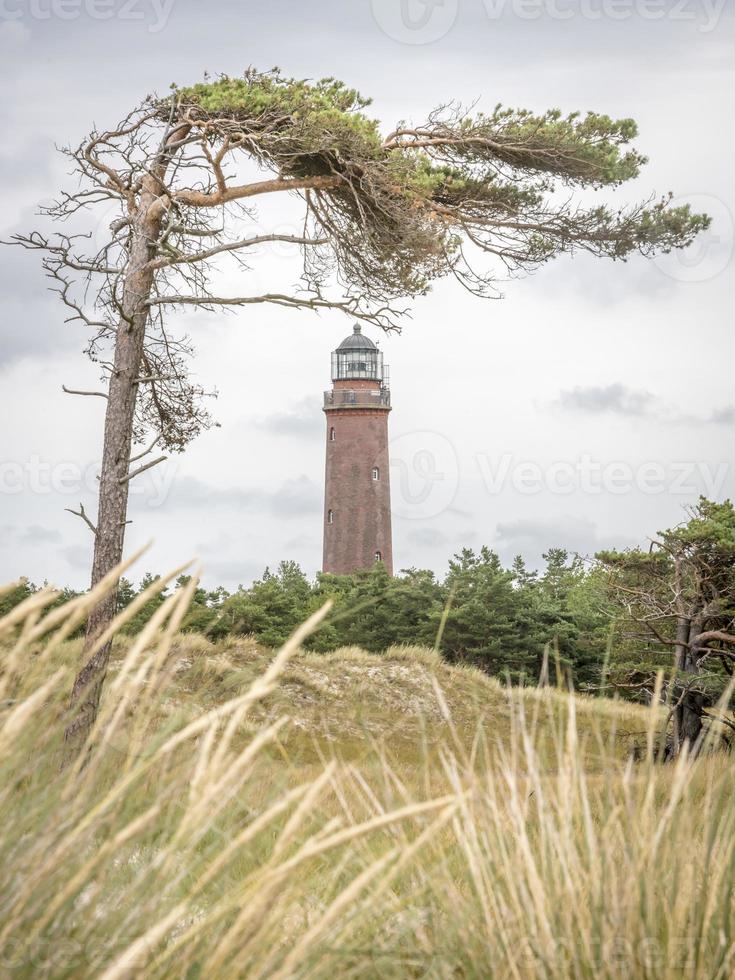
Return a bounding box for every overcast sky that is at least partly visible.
[1,0,733,590]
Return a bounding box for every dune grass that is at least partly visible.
[1,571,735,978]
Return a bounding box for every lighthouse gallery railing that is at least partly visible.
[323,389,391,409]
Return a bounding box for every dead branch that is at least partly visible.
[705,710,735,734]
[62,385,108,399]
[65,502,97,536]
[146,233,328,271]
[693,630,735,647]
[145,291,404,330]
[119,454,168,484]
[129,431,164,464]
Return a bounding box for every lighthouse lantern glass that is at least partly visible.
[331,349,384,381]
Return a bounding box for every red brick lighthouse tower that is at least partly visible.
[322,324,393,575]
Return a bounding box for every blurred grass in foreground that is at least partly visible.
[1,570,734,979]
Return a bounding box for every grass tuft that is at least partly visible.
[1,568,734,978]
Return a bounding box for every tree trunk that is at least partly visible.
[672,616,704,756]
[676,695,703,749]
[64,195,162,754]
[671,615,689,754]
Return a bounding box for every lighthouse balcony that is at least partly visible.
[323,388,391,410]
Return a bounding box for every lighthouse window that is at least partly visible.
[374,551,382,562]
[327,509,334,524]
[329,427,336,442]
[372,467,380,481]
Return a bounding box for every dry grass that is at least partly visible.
[1,570,734,978]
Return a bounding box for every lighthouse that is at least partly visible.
[322,324,393,575]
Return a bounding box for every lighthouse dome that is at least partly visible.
[331,324,385,382]
[336,323,377,351]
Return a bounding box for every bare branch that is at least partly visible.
[173,174,342,208]
[704,709,735,734]
[65,502,97,536]
[119,454,167,484]
[146,233,328,271]
[692,630,735,648]
[62,385,108,399]
[167,223,224,237]
[129,431,164,464]
[145,290,405,330]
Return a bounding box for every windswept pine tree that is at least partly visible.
[11,69,709,750]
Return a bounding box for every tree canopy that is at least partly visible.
[11,501,735,756]
[14,68,709,456]
[599,498,735,753]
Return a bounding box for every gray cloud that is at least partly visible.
[0,131,58,188]
[667,405,735,426]
[0,241,85,366]
[555,383,654,417]
[61,545,92,570]
[252,398,324,438]
[194,530,235,556]
[404,526,449,549]
[711,407,735,425]
[198,558,265,590]
[151,474,321,518]
[191,532,320,589]
[535,250,675,305]
[494,516,636,565]
[22,524,63,546]
[283,533,320,551]
[0,524,63,547]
